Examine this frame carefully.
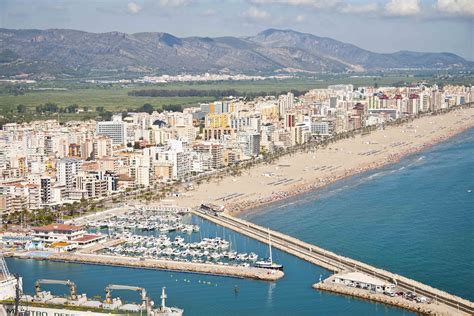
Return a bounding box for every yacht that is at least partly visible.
[254,231,283,270]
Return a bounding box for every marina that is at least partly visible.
[79,206,280,270]
[5,235,407,316]
[2,127,474,315]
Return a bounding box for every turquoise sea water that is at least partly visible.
[7,127,474,315]
[243,127,474,301]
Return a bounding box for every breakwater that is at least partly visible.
[193,209,473,315]
[314,275,457,316]
[14,252,284,281]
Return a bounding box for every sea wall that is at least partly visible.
[16,252,284,281]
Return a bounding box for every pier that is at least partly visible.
[313,275,457,315]
[16,252,284,281]
[193,209,474,315]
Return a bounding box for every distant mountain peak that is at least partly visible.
[0,28,470,78]
[158,33,182,46]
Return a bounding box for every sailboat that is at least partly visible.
[254,230,283,270]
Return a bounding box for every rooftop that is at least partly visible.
[336,272,387,287]
[32,224,83,232]
[73,234,102,242]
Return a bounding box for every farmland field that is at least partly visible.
[0,75,430,123]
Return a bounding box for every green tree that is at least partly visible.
[137,103,155,114]
[162,104,183,112]
[17,104,27,113]
[99,111,113,121]
[65,104,79,113]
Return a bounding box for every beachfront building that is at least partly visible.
[238,132,260,158]
[0,83,471,212]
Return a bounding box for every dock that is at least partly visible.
[313,274,458,316]
[76,238,126,254]
[18,252,284,282]
[193,209,474,315]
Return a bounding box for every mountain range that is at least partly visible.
[0,28,471,78]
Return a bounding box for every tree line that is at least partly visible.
[34,103,80,114]
[128,88,307,99]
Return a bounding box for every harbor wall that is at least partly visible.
[192,210,474,315]
[313,280,467,316]
[15,253,284,282]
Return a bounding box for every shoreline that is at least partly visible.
[173,107,474,216]
[234,122,474,217]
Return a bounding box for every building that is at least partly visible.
[56,158,82,190]
[193,143,223,170]
[40,177,52,204]
[96,121,127,145]
[311,121,331,136]
[293,123,311,145]
[76,172,108,198]
[31,223,105,249]
[333,272,391,293]
[278,92,294,118]
[93,136,113,159]
[238,132,260,157]
[285,113,296,129]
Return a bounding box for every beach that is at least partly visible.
[174,107,474,214]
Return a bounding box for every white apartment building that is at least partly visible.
[56,158,82,190]
[96,121,127,145]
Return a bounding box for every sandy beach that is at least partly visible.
[174,107,474,215]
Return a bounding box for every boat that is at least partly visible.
[0,254,184,316]
[254,230,283,270]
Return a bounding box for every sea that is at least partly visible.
[6,127,474,315]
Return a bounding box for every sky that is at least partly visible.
[0,0,473,60]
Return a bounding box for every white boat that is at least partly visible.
[254,230,283,270]
[248,252,258,262]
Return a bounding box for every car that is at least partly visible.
[384,289,396,297]
[416,296,430,303]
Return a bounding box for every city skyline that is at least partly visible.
[1,0,473,60]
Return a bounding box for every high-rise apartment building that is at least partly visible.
[96,121,127,145]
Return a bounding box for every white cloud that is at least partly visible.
[296,14,305,22]
[159,0,193,7]
[243,6,270,20]
[341,3,378,14]
[385,0,421,16]
[127,2,142,14]
[249,0,341,10]
[250,0,378,15]
[435,0,474,17]
[200,9,216,16]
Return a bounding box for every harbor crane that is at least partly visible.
[104,284,151,310]
[34,279,77,300]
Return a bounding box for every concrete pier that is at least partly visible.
[76,238,125,254]
[313,275,463,316]
[18,252,284,281]
[193,209,473,315]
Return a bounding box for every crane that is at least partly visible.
[104,284,149,309]
[34,279,77,300]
